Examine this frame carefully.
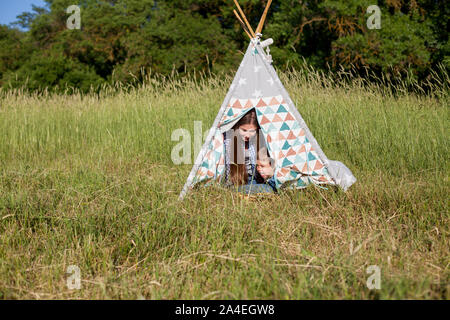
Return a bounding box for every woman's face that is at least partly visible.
[238,124,258,141]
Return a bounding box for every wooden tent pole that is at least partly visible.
[233,0,256,38]
[233,10,252,39]
[256,0,272,34]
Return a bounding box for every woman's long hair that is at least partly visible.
[229,109,265,185]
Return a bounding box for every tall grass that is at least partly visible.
[0,67,448,299]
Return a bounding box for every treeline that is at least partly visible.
[0,0,448,93]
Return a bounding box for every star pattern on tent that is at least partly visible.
[239,78,247,86]
[267,78,274,86]
[254,66,262,73]
[252,89,262,98]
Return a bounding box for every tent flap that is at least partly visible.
[326,160,357,191]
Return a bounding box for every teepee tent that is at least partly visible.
[179,0,356,200]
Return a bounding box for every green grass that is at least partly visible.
[0,69,448,299]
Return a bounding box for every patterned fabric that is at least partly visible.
[180,40,354,200]
[193,95,336,190]
[192,128,226,186]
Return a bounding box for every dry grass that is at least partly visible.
[0,67,448,299]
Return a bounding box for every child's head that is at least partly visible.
[229,109,265,185]
[256,147,272,163]
[235,109,258,142]
[256,158,272,168]
[256,147,275,180]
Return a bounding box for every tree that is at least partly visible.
[0,0,447,92]
[0,26,31,86]
[321,0,437,80]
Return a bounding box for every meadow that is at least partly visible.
[0,67,448,299]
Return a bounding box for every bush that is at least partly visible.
[2,54,105,93]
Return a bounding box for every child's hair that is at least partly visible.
[229,109,262,185]
[257,147,273,165]
[256,147,275,181]
[235,108,258,127]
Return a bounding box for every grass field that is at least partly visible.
[0,68,448,299]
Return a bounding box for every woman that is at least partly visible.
[223,109,277,194]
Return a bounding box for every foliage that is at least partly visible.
[0,0,448,92]
[2,53,105,93]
